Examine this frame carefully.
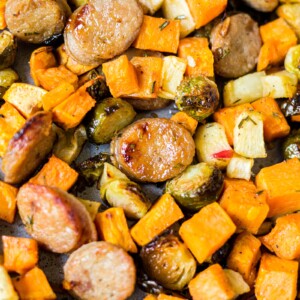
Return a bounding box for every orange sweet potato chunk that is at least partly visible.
[227,232,261,286]
[131,193,184,246]
[0,180,18,223]
[256,158,300,217]
[102,55,139,98]
[255,253,298,300]
[178,37,214,77]
[170,112,198,135]
[0,0,6,30]
[188,264,235,300]
[133,16,180,53]
[252,97,290,142]
[179,202,236,264]
[260,213,300,260]
[29,155,78,191]
[3,236,38,274]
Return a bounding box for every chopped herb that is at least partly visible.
[175,15,186,20]
[174,163,184,169]
[206,124,214,128]
[129,143,136,150]
[151,81,156,93]
[143,52,149,57]
[150,113,158,118]
[25,215,34,230]
[256,190,264,196]
[159,21,170,31]
[238,116,257,129]
[233,99,241,104]
[272,112,280,118]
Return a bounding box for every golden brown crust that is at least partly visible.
[125,98,171,111]
[111,118,195,182]
[63,242,136,300]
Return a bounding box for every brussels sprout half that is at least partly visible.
[86,97,136,144]
[175,76,219,121]
[141,234,197,291]
[0,31,17,71]
[283,130,300,160]
[166,163,224,211]
[281,87,300,117]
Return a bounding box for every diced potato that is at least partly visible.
[3,83,47,118]
[277,4,300,38]
[158,56,186,100]
[162,0,196,38]
[138,0,164,14]
[0,265,19,300]
[226,155,254,181]
[194,122,233,169]
[284,45,300,79]
[233,111,266,158]
[77,198,100,221]
[261,70,298,99]
[223,72,266,107]
[224,269,250,297]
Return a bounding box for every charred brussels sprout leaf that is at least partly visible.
[77,153,110,186]
[0,31,17,70]
[0,68,19,98]
[52,125,87,164]
[283,130,300,160]
[87,97,136,144]
[86,76,109,101]
[166,163,224,211]
[281,87,300,117]
[141,234,197,291]
[175,76,219,121]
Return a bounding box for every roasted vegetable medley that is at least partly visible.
[1,0,300,299]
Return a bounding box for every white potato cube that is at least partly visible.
[0,265,19,300]
[158,56,186,100]
[223,71,266,107]
[162,0,196,38]
[234,111,267,158]
[195,122,233,169]
[138,0,164,14]
[224,269,250,298]
[226,155,254,181]
[262,70,298,99]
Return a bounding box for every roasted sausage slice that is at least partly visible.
[5,0,70,44]
[210,13,262,78]
[64,0,143,65]
[111,118,195,182]
[1,111,55,184]
[125,98,171,111]
[63,241,136,300]
[17,183,97,253]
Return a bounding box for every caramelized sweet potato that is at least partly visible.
[170,112,198,135]
[0,180,17,223]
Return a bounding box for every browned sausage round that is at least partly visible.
[5,0,70,44]
[242,0,278,12]
[1,111,55,184]
[64,0,143,65]
[210,13,262,78]
[111,118,195,182]
[63,241,136,300]
[17,183,97,253]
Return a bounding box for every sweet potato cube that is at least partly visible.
[256,158,300,217]
[42,82,75,111]
[133,16,180,53]
[186,0,227,29]
[131,193,184,246]
[0,102,25,156]
[0,0,6,30]
[252,97,290,142]
[0,180,18,223]
[213,103,254,145]
[144,295,157,300]
[128,56,163,99]
[179,202,236,264]
[102,55,139,98]
[3,236,38,274]
[29,46,57,86]
[255,253,298,300]
[29,155,78,191]
[261,213,300,260]
[52,78,96,129]
[158,294,186,300]
[219,184,269,234]
[35,65,78,91]
[291,115,300,122]
[170,112,198,135]
[77,198,100,221]
[95,207,137,253]
[12,267,56,300]
[188,264,235,300]
[178,37,214,77]
[224,178,256,191]
[227,232,261,286]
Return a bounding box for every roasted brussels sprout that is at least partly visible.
[76,153,110,186]
[175,76,219,121]
[0,31,17,71]
[0,68,19,98]
[283,130,300,160]
[86,97,136,144]
[285,45,300,80]
[86,76,109,101]
[100,162,129,186]
[281,86,300,117]
[52,124,87,164]
[166,163,224,211]
[140,234,197,291]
